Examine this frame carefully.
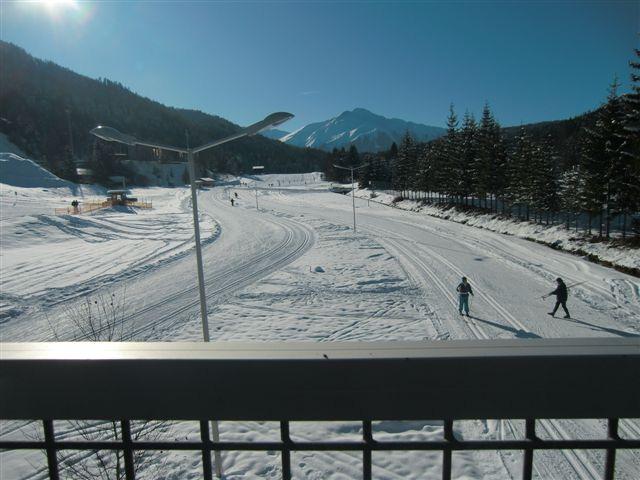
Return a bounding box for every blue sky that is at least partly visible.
[1,1,638,131]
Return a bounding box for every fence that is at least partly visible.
[1,338,639,479]
[54,200,152,215]
[365,184,639,237]
[53,201,110,215]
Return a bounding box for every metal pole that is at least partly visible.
[351,167,356,233]
[187,150,210,341]
[187,150,223,478]
[255,181,259,211]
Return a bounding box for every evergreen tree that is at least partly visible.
[387,142,398,161]
[530,135,561,222]
[621,48,640,235]
[458,111,477,205]
[623,48,640,169]
[472,103,505,210]
[358,153,373,189]
[393,132,416,197]
[580,78,628,237]
[505,128,535,217]
[442,104,460,201]
[347,144,360,167]
[559,165,586,231]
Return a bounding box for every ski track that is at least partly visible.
[3,186,639,480]
[257,190,640,480]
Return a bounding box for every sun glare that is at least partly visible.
[32,0,79,14]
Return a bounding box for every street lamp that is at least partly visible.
[252,165,264,210]
[333,163,368,232]
[91,111,293,478]
[91,111,292,339]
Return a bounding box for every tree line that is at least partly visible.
[329,49,640,239]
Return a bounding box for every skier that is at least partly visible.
[456,276,474,316]
[230,198,235,207]
[547,277,570,318]
[234,192,238,198]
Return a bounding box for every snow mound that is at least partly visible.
[0,133,26,157]
[0,153,72,188]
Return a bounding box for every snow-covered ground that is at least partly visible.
[352,188,640,272]
[1,157,639,479]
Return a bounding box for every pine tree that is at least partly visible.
[530,135,561,223]
[580,78,627,237]
[393,132,416,197]
[358,153,373,189]
[505,128,535,218]
[623,48,640,168]
[472,103,505,210]
[442,104,461,201]
[459,111,477,206]
[621,48,640,236]
[347,144,360,167]
[387,142,398,161]
[559,165,586,231]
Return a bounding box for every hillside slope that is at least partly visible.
[0,41,327,180]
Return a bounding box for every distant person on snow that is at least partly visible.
[234,192,238,198]
[230,198,235,207]
[456,276,474,316]
[547,278,570,318]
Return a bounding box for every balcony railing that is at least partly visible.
[1,338,639,480]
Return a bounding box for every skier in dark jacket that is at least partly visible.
[456,276,474,316]
[547,277,570,318]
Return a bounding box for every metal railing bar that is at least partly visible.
[442,419,454,480]
[200,420,213,480]
[120,420,136,480]
[605,418,619,480]
[280,421,291,480]
[363,420,372,480]
[43,420,60,480]
[522,418,536,480]
[4,438,639,451]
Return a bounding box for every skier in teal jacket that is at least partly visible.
[456,277,474,316]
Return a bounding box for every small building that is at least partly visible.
[199,177,215,187]
[76,167,95,184]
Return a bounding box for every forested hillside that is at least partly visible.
[0,41,327,182]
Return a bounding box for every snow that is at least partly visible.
[0,133,27,158]
[1,159,639,479]
[352,188,640,272]
[281,108,445,151]
[0,152,72,188]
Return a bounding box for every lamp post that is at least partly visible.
[90,111,293,478]
[252,165,264,210]
[333,163,368,232]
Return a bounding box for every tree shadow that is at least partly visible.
[471,316,541,339]
[560,317,639,338]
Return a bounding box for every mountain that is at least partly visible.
[260,128,289,140]
[281,108,445,152]
[0,41,327,182]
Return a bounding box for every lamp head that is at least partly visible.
[90,126,137,146]
[244,112,294,136]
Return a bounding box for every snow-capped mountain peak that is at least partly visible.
[280,108,444,152]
